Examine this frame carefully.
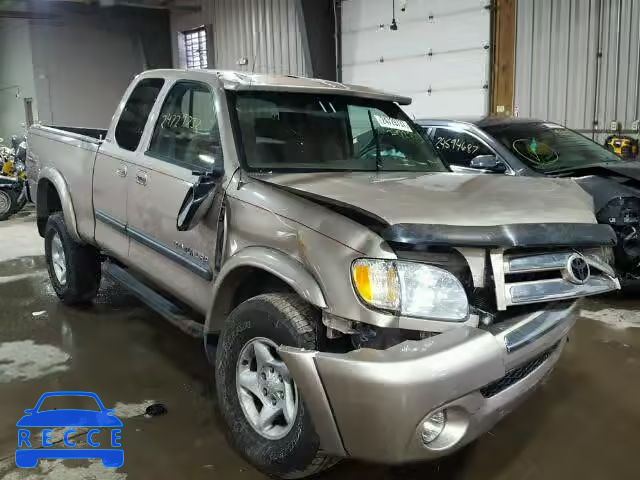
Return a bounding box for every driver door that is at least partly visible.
[125,80,225,312]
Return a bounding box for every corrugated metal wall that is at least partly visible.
[514,0,640,142]
[203,0,311,76]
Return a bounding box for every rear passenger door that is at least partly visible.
[125,80,224,312]
[94,78,164,261]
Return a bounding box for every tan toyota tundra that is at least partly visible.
[27,69,620,477]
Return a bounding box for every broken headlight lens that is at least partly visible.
[351,259,469,321]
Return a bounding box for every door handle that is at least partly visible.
[115,166,127,178]
[136,171,148,186]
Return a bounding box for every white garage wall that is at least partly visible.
[341,0,491,119]
[0,19,36,141]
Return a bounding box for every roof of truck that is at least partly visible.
[140,69,412,105]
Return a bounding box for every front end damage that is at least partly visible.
[278,222,619,463]
[576,174,640,282]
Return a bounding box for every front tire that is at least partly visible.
[44,212,102,305]
[0,189,16,221]
[215,293,336,478]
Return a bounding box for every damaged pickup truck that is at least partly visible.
[27,70,619,478]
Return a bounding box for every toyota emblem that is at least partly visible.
[566,254,590,284]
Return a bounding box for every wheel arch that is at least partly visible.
[204,247,328,356]
[36,168,80,242]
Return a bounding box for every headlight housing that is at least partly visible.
[351,258,469,321]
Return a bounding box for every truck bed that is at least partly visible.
[33,124,107,143]
[27,123,103,243]
[48,125,108,140]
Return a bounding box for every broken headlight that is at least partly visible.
[351,258,469,321]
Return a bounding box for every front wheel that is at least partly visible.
[215,294,336,478]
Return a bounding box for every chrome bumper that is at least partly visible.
[279,301,577,463]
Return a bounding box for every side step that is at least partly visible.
[104,262,204,338]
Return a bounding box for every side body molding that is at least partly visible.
[37,167,81,243]
[205,247,328,334]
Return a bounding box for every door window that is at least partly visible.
[430,127,494,167]
[115,78,164,151]
[147,81,222,172]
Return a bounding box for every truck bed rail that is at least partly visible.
[30,124,105,144]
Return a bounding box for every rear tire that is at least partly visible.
[215,293,336,478]
[44,212,102,305]
[0,189,16,221]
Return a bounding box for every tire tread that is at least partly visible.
[45,212,101,304]
[216,293,337,479]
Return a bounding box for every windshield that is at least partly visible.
[482,122,622,173]
[229,91,447,173]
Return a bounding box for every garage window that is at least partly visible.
[184,27,208,70]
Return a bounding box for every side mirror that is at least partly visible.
[176,166,223,231]
[469,154,507,173]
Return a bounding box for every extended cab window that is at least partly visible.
[230,91,446,172]
[147,81,222,171]
[115,78,164,151]
[430,127,493,167]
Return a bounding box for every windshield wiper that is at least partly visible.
[367,109,382,172]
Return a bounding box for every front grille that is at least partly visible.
[480,341,560,398]
[496,249,617,309]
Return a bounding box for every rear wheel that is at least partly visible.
[0,189,16,221]
[45,212,102,305]
[215,293,336,478]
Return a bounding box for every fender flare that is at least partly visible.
[204,246,328,335]
[37,167,81,243]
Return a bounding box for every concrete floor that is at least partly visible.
[1,209,639,480]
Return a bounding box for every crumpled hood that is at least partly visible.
[257,171,596,226]
[562,161,640,211]
[596,161,640,180]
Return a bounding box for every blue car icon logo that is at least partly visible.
[16,391,123,468]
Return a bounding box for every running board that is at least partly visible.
[104,262,204,338]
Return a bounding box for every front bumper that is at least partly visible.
[279,301,577,463]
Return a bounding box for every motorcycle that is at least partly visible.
[0,135,29,221]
